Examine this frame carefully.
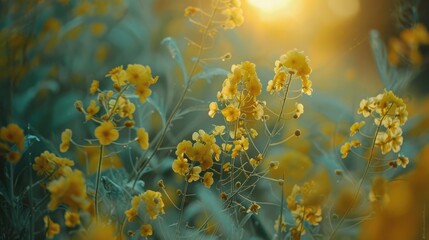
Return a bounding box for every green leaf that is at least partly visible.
[191,67,229,84]
[161,37,188,84]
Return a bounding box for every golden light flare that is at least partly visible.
[246,0,303,20]
[328,0,360,18]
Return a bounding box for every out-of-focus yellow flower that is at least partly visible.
[126,64,158,86]
[187,166,201,182]
[301,76,313,96]
[202,172,214,188]
[222,7,244,30]
[184,6,198,16]
[77,146,122,174]
[212,125,225,136]
[340,142,351,159]
[396,155,409,168]
[44,216,60,238]
[90,22,106,37]
[208,102,218,118]
[43,18,62,33]
[274,215,287,232]
[125,207,138,222]
[293,103,304,119]
[0,123,24,151]
[350,121,365,136]
[369,176,390,210]
[33,151,55,176]
[85,100,100,121]
[60,129,72,153]
[136,128,149,150]
[84,221,118,240]
[64,211,80,228]
[140,224,153,236]
[90,80,99,95]
[47,168,90,211]
[94,121,119,145]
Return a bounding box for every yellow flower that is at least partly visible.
[269,161,279,170]
[301,76,313,95]
[274,215,287,232]
[375,132,391,155]
[349,121,365,136]
[106,65,127,86]
[125,207,138,222]
[293,103,304,119]
[94,121,119,145]
[86,100,100,121]
[141,190,165,219]
[222,104,240,122]
[184,6,198,16]
[222,7,244,29]
[109,96,136,119]
[90,80,99,94]
[223,162,231,172]
[90,22,106,36]
[212,125,225,136]
[0,123,24,151]
[350,139,361,148]
[357,98,375,117]
[340,142,351,159]
[388,127,403,153]
[247,202,261,214]
[249,154,262,168]
[47,169,90,211]
[172,157,189,176]
[176,140,193,156]
[396,155,409,168]
[208,102,218,118]
[202,172,214,188]
[33,151,55,176]
[187,166,201,182]
[126,64,158,86]
[304,206,322,225]
[140,224,153,236]
[276,49,311,77]
[7,151,21,164]
[85,221,117,240]
[135,84,152,103]
[44,216,60,238]
[64,211,80,228]
[136,128,149,150]
[60,129,72,153]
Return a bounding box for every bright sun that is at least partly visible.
[247,0,291,13]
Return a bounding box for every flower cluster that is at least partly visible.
[75,64,156,147]
[210,61,265,122]
[267,49,313,96]
[33,151,75,179]
[46,168,90,212]
[124,190,165,236]
[341,90,409,168]
[172,129,220,186]
[221,0,244,30]
[0,123,25,163]
[388,23,429,66]
[287,181,323,238]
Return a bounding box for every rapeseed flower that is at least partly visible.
[60,129,72,152]
[0,123,24,151]
[94,121,119,145]
[136,128,149,150]
[44,216,60,238]
[140,224,153,236]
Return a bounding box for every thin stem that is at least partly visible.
[328,104,393,240]
[130,0,221,186]
[94,144,104,221]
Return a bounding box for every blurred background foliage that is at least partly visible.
[1,0,429,239]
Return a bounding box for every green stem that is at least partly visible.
[94,144,104,221]
[130,0,221,186]
[328,104,393,240]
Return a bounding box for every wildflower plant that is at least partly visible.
[1,0,429,239]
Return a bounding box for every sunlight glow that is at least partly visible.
[247,0,291,13]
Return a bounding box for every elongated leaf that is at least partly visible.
[161,37,188,84]
[191,67,229,84]
[369,30,390,88]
